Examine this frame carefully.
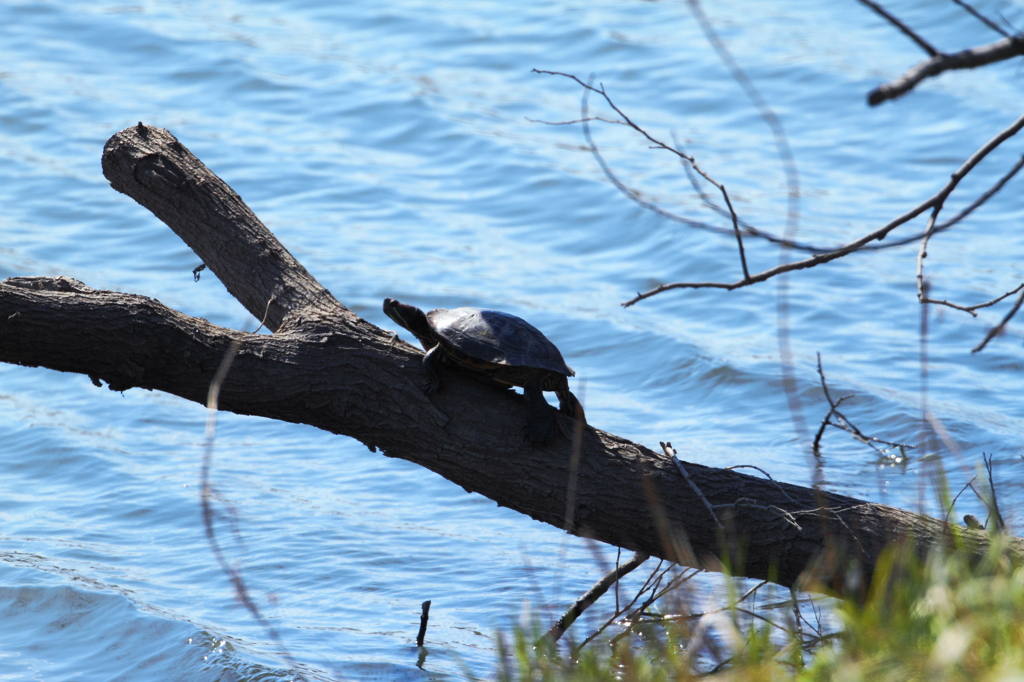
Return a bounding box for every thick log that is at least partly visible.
[0,124,1017,594]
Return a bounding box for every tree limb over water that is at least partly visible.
[858,0,1024,106]
[1,124,1020,595]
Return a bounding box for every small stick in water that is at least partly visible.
[416,600,432,647]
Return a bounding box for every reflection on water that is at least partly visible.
[1,0,1023,678]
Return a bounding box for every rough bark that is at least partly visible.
[0,124,1018,595]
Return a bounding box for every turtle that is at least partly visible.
[383,298,584,444]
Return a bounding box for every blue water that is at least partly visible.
[2,0,1023,678]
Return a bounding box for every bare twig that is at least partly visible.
[983,453,1006,531]
[812,353,916,457]
[950,0,1012,37]
[714,498,804,532]
[624,112,1024,305]
[917,157,1024,317]
[527,115,623,127]
[965,282,1024,313]
[663,441,724,529]
[648,580,769,625]
[942,475,979,526]
[611,565,700,635]
[572,560,670,652]
[724,465,801,507]
[573,561,707,655]
[812,394,853,455]
[538,74,1024,259]
[856,0,940,56]
[534,69,751,281]
[972,286,1024,353]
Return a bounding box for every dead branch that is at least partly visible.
[663,442,724,530]
[812,353,916,459]
[624,111,1024,306]
[538,73,1024,262]
[950,0,1013,38]
[856,0,940,56]
[542,551,650,643]
[535,69,751,279]
[914,143,1024,345]
[868,35,1024,104]
[972,286,1024,353]
[982,453,1007,531]
[576,562,701,653]
[2,124,1021,597]
[858,0,1024,105]
[869,35,1024,106]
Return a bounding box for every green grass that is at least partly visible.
[494,535,1024,681]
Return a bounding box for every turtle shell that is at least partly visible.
[426,307,574,377]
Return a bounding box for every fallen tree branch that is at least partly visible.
[1,124,1020,596]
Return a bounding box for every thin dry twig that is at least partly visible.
[916,139,1024,319]
[724,465,801,507]
[857,0,940,56]
[950,0,1012,37]
[572,560,672,652]
[623,111,1024,305]
[604,566,703,649]
[972,286,1024,353]
[983,453,1006,531]
[647,580,769,624]
[537,75,1024,257]
[942,476,978,527]
[542,551,650,644]
[534,69,751,281]
[662,441,724,529]
[586,563,706,653]
[812,353,916,457]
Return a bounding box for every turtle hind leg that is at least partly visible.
[523,384,558,445]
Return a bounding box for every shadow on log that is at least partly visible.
[0,124,1019,596]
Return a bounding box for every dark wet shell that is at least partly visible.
[426,307,574,377]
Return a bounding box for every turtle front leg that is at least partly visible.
[523,383,558,445]
[421,345,443,395]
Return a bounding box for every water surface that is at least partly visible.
[2,0,1023,678]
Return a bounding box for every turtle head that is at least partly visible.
[383,298,435,348]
